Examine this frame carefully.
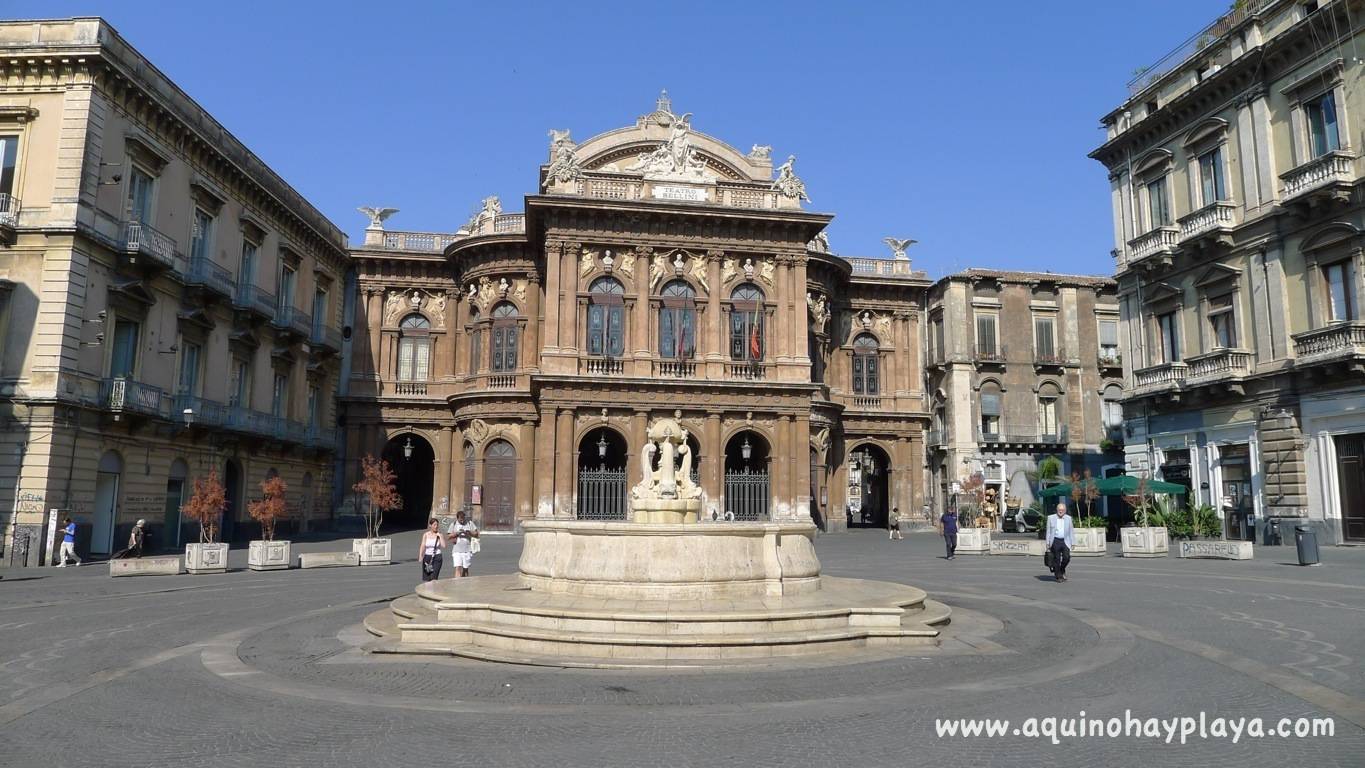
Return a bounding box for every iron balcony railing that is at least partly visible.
[310,318,343,351]
[0,193,20,228]
[100,377,166,418]
[121,220,182,272]
[185,255,235,298]
[1125,0,1270,97]
[233,284,276,318]
[173,394,227,427]
[273,306,312,337]
[975,425,1069,445]
[974,344,1007,363]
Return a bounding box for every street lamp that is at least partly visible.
[403,436,413,460]
[182,408,195,427]
[597,432,608,460]
[741,435,752,462]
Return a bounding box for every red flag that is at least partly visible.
[749,311,761,360]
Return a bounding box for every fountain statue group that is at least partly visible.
[630,417,703,523]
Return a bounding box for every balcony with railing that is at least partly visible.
[583,357,625,376]
[1292,322,1365,367]
[974,344,1007,365]
[487,374,517,389]
[846,257,922,281]
[233,284,276,320]
[121,220,182,272]
[173,394,227,428]
[1185,348,1253,386]
[1131,361,1188,397]
[1126,226,1179,267]
[1281,150,1357,204]
[926,429,945,448]
[1034,350,1067,368]
[184,255,235,299]
[392,381,429,396]
[272,306,313,339]
[655,360,697,378]
[1178,201,1237,244]
[727,361,768,380]
[99,378,167,419]
[975,425,1069,446]
[379,230,463,252]
[851,395,883,410]
[0,193,19,241]
[310,318,343,352]
[1098,351,1124,370]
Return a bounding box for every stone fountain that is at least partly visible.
[366,417,949,667]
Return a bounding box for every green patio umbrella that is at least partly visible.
[1038,475,1187,499]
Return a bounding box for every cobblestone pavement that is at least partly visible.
[2,531,1363,767]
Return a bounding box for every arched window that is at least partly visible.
[587,277,625,358]
[979,380,1002,439]
[490,302,519,372]
[852,333,879,395]
[1038,382,1062,439]
[467,307,482,374]
[397,313,431,382]
[1101,384,1124,438]
[659,280,696,359]
[729,284,765,362]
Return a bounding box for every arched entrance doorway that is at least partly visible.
[724,430,769,521]
[483,439,517,531]
[223,459,242,543]
[577,428,627,520]
[382,433,435,530]
[848,443,890,528]
[163,458,188,550]
[92,450,123,556]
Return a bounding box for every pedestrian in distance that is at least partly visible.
[1046,501,1075,582]
[418,518,445,583]
[940,508,958,560]
[55,516,80,567]
[888,506,904,540]
[447,509,480,578]
[114,519,146,559]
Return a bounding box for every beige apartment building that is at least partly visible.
[1091,0,1365,543]
[0,19,349,564]
[924,270,1125,519]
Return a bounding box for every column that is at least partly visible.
[704,413,722,515]
[794,415,811,521]
[773,415,791,519]
[631,246,652,368]
[366,289,383,379]
[560,242,581,356]
[705,250,723,370]
[554,408,575,519]
[789,255,809,368]
[628,410,649,504]
[524,276,541,372]
[543,242,562,352]
[516,419,536,524]
[774,258,790,363]
[436,425,454,514]
[533,410,556,518]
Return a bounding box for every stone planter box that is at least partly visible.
[109,555,182,577]
[185,542,229,574]
[955,527,991,554]
[1120,526,1168,558]
[1072,528,1108,556]
[352,537,392,566]
[248,540,292,571]
[989,538,1044,556]
[299,551,360,569]
[1176,539,1253,560]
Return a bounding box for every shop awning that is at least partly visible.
[1038,475,1188,500]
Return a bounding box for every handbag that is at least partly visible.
[1043,547,1054,569]
[470,536,481,555]
[421,554,435,575]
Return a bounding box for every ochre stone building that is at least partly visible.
[344,95,934,533]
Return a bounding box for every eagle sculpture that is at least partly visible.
[882,237,918,260]
[358,206,399,229]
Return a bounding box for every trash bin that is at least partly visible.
[1294,525,1320,566]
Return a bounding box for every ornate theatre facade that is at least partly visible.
[344,94,932,533]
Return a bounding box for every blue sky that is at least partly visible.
[12,0,1231,277]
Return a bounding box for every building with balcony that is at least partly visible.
[1091,0,1365,544]
[923,270,1125,520]
[0,19,349,563]
[344,93,934,534]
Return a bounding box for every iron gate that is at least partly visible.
[577,467,627,520]
[724,469,770,521]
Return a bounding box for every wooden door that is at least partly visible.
[1336,435,1365,542]
[484,440,517,531]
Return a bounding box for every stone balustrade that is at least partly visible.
[1126,226,1179,264]
[393,381,428,396]
[379,230,463,252]
[1131,361,1187,395]
[1178,201,1236,241]
[1292,322,1365,365]
[655,360,696,378]
[584,357,624,376]
[487,374,517,389]
[1184,348,1252,385]
[1281,150,1356,201]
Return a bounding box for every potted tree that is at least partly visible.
[1120,476,1169,557]
[247,475,291,571]
[954,472,991,553]
[1070,470,1107,556]
[183,469,230,574]
[351,455,399,566]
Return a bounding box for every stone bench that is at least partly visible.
[989,539,1044,556]
[1175,540,1253,560]
[298,551,361,569]
[109,556,182,577]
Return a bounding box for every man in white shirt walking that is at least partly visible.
[447,509,480,578]
[1045,502,1075,582]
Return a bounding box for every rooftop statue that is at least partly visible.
[883,237,917,261]
[543,130,583,190]
[771,155,810,202]
[357,206,398,230]
[624,100,715,182]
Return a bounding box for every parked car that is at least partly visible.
[1001,506,1044,533]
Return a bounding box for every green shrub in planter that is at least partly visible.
[1078,516,1107,529]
